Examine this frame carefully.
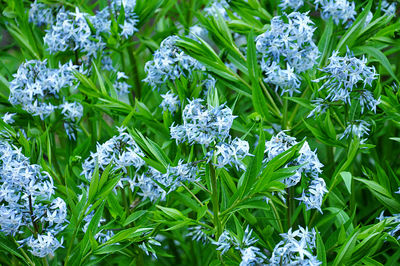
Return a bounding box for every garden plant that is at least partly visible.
[0,0,400,265]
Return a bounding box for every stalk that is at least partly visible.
[13,238,35,266]
[128,46,142,100]
[209,162,222,239]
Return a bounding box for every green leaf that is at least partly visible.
[333,230,359,266]
[353,45,399,83]
[336,0,372,52]
[156,205,186,220]
[237,129,265,198]
[316,230,327,266]
[340,172,352,194]
[124,210,147,226]
[318,18,334,66]
[248,30,270,120]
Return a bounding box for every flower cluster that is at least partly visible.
[0,140,68,257]
[110,0,139,39]
[9,60,84,139]
[381,0,397,17]
[143,36,207,90]
[188,25,209,41]
[44,8,107,57]
[377,211,400,240]
[264,132,326,212]
[340,120,370,143]
[313,50,379,114]
[280,0,304,11]
[29,1,57,26]
[82,127,199,202]
[204,0,230,20]
[2,112,16,124]
[82,206,114,244]
[138,237,162,259]
[256,12,319,95]
[60,101,84,140]
[113,72,132,96]
[170,99,235,146]
[43,2,138,58]
[127,161,199,202]
[269,226,321,265]
[314,0,356,25]
[171,99,252,170]
[160,91,180,114]
[81,127,145,181]
[187,225,209,243]
[212,226,266,265]
[213,138,251,170]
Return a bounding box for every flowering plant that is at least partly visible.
[0,0,400,265]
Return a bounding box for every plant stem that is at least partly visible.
[259,80,282,118]
[128,46,142,100]
[270,201,284,233]
[286,188,292,229]
[288,86,310,126]
[282,94,288,130]
[13,238,35,266]
[28,195,39,237]
[209,162,222,239]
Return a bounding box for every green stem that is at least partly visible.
[65,202,90,265]
[210,162,222,239]
[13,238,35,266]
[286,187,293,229]
[282,95,288,130]
[270,201,284,233]
[42,257,49,266]
[288,86,310,126]
[181,183,214,219]
[128,46,142,100]
[259,80,282,118]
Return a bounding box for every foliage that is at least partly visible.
[0,0,400,265]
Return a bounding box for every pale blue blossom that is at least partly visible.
[29,1,56,26]
[160,91,180,114]
[212,226,266,264]
[2,113,16,124]
[314,0,356,25]
[44,8,105,57]
[23,233,64,258]
[256,12,319,95]
[280,0,304,10]
[381,0,397,17]
[213,138,251,170]
[170,99,236,146]
[340,120,370,142]
[240,246,266,266]
[110,0,139,38]
[130,160,199,202]
[308,98,329,118]
[269,226,321,265]
[0,140,67,257]
[113,71,132,96]
[187,225,209,243]
[138,237,162,259]
[296,177,328,213]
[60,101,83,122]
[314,50,378,110]
[264,132,326,212]
[82,206,114,244]
[144,36,207,90]
[81,127,145,181]
[377,211,400,240]
[204,0,230,20]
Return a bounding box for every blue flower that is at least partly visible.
[256,12,319,95]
